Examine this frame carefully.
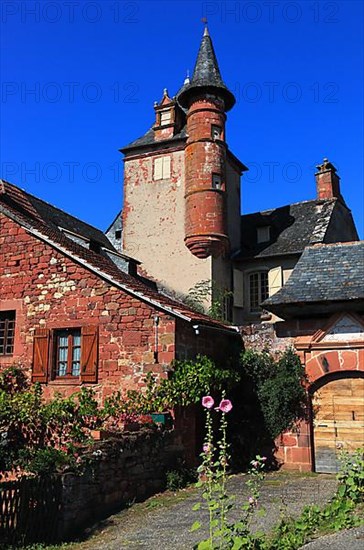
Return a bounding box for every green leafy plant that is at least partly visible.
[337,447,364,502]
[184,279,233,322]
[241,348,308,439]
[192,394,267,549]
[166,463,197,491]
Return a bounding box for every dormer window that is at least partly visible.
[211,125,222,140]
[160,110,171,125]
[257,226,270,244]
[212,173,223,190]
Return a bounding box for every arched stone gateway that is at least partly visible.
[276,313,364,473]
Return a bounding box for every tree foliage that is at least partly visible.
[241,348,308,439]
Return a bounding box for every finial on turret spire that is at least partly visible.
[201,17,209,36]
[177,23,235,111]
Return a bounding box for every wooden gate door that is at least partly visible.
[312,377,364,473]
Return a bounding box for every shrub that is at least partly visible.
[241,348,308,439]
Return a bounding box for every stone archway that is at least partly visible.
[310,372,364,473]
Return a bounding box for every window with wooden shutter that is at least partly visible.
[233,269,244,307]
[80,325,98,383]
[163,156,171,179]
[32,328,50,383]
[268,266,283,297]
[154,156,171,180]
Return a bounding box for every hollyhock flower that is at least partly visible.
[262,456,267,462]
[217,399,233,413]
[202,396,214,409]
[203,443,212,453]
[251,460,259,469]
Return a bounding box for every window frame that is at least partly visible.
[211,124,222,140]
[0,310,16,357]
[248,271,269,313]
[53,328,81,379]
[212,173,224,190]
[257,226,271,244]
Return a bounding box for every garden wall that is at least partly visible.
[57,427,184,540]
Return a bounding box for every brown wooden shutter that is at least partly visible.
[32,328,50,383]
[80,325,98,383]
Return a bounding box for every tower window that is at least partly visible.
[212,173,223,190]
[160,110,171,125]
[249,272,269,313]
[0,311,16,356]
[154,156,171,180]
[211,125,222,140]
[115,230,122,240]
[257,226,271,243]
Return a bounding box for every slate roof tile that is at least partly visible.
[238,199,337,259]
[264,241,364,307]
[0,179,116,251]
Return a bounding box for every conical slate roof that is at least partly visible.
[178,27,235,111]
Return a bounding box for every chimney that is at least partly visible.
[315,158,341,200]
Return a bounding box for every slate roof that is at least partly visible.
[237,199,337,259]
[0,180,116,252]
[121,127,187,153]
[177,27,235,111]
[263,241,364,310]
[0,180,236,331]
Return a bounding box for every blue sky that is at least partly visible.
[1,0,363,237]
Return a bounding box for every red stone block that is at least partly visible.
[306,357,323,383]
[340,350,357,370]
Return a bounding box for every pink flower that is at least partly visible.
[251,460,259,469]
[262,456,267,462]
[217,399,233,413]
[203,443,212,453]
[202,396,214,409]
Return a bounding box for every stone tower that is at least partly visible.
[120,28,245,306]
[178,27,236,259]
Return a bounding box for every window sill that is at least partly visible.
[48,378,81,385]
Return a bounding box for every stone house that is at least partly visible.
[0,180,241,407]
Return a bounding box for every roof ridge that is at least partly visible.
[241,197,337,218]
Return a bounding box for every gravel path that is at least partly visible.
[299,525,364,550]
[69,472,338,549]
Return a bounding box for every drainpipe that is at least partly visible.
[154,315,160,363]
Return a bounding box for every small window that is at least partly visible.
[115,230,122,240]
[0,311,16,356]
[154,156,171,180]
[257,226,270,243]
[160,110,171,125]
[212,173,223,190]
[54,329,81,378]
[211,125,222,140]
[249,272,269,313]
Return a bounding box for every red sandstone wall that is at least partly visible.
[0,214,176,401]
